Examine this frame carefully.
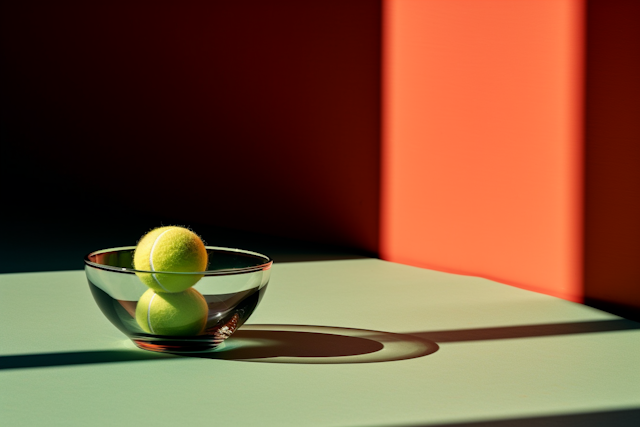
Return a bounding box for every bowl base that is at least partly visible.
[133,338,224,354]
[132,313,240,354]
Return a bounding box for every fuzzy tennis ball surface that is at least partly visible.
[135,287,209,336]
[133,226,208,293]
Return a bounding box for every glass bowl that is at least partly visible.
[84,246,272,353]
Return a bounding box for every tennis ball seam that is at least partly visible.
[149,229,172,292]
[133,226,208,293]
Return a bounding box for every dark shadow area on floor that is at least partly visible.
[393,408,640,427]
[584,298,640,323]
[0,349,176,370]
[3,318,637,370]
[0,326,437,370]
[191,325,437,364]
[408,318,640,343]
[205,329,385,359]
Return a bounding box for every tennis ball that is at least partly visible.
[133,226,208,293]
[135,287,209,336]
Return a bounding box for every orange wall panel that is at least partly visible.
[381,0,585,300]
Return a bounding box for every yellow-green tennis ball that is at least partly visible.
[135,287,209,336]
[133,226,208,293]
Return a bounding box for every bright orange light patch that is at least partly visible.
[381,0,585,301]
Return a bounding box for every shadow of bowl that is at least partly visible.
[190,324,439,364]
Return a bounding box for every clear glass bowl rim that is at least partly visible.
[84,246,273,276]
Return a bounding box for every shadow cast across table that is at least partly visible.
[0,349,176,370]
[407,318,640,343]
[2,318,637,370]
[0,326,438,369]
[191,324,439,364]
[381,407,640,427]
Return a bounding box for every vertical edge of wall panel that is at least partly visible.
[381,0,585,301]
[584,0,640,319]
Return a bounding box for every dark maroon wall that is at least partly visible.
[584,0,640,318]
[2,1,381,253]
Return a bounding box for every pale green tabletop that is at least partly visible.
[1,259,639,426]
